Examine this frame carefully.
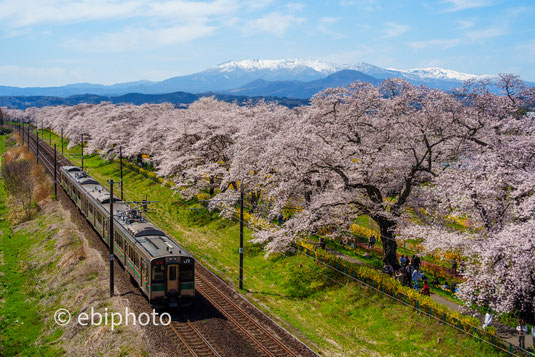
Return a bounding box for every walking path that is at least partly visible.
[320,242,533,353]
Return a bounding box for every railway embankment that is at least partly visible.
[0,134,148,356]
[29,128,510,356]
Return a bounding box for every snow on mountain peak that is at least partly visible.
[209,58,498,84]
[389,66,496,81]
[213,59,345,74]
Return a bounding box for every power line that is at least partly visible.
[41,130,514,355]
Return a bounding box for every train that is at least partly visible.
[59,165,195,307]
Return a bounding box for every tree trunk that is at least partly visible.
[376,217,400,270]
[209,176,214,196]
[250,191,259,213]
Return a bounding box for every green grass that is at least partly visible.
[0,134,64,356]
[34,129,508,356]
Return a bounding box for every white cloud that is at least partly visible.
[285,2,305,12]
[381,22,409,39]
[0,0,237,27]
[320,17,340,25]
[317,17,342,37]
[441,0,491,12]
[457,20,474,30]
[409,38,461,49]
[67,24,216,52]
[0,65,86,86]
[244,12,305,37]
[242,0,275,11]
[340,0,381,11]
[465,26,505,41]
[515,40,535,63]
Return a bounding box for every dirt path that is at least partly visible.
[345,242,532,352]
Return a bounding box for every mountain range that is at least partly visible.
[1,59,533,108]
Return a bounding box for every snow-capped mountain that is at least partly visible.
[212,59,345,75]
[391,67,496,82]
[0,58,522,99]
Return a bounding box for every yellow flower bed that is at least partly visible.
[297,241,499,345]
[350,223,380,240]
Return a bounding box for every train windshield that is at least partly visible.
[180,264,194,281]
[152,263,165,283]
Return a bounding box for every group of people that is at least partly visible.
[382,254,429,296]
[516,319,535,349]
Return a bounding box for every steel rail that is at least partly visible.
[196,273,297,357]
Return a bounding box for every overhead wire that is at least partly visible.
[29,126,516,356]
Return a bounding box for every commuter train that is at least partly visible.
[59,165,194,307]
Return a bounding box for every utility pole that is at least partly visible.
[36,129,39,163]
[49,127,51,145]
[54,144,57,199]
[61,128,63,155]
[239,182,244,289]
[109,180,115,297]
[119,146,124,200]
[81,133,84,171]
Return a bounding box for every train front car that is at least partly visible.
[127,222,195,308]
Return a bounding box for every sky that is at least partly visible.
[1,0,534,87]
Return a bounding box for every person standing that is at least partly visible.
[483,309,493,329]
[400,255,407,266]
[517,319,528,349]
[412,255,421,270]
[412,268,422,290]
[368,234,376,249]
[404,263,413,287]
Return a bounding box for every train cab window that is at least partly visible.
[180,264,194,281]
[152,264,165,282]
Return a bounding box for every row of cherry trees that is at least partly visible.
[5,75,535,316]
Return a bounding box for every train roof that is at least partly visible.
[59,165,192,259]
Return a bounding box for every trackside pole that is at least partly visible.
[120,146,124,201]
[36,130,39,163]
[54,144,57,199]
[61,128,63,155]
[81,134,84,171]
[109,180,115,297]
[239,182,244,289]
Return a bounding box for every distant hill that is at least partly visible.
[2,58,528,99]
[0,91,309,110]
[225,70,380,98]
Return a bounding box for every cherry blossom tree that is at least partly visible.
[156,97,245,198]
[252,80,495,268]
[403,79,535,317]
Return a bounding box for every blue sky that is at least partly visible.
[1,0,534,86]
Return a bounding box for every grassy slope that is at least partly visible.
[0,135,63,355]
[39,130,505,356]
[0,134,149,356]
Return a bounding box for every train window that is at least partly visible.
[169,266,177,281]
[152,264,165,282]
[180,264,194,281]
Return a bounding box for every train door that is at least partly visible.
[142,259,148,292]
[167,264,179,294]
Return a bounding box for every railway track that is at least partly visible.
[18,128,227,357]
[167,316,221,357]
[16,126,311,357]
[195,271,297,357]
